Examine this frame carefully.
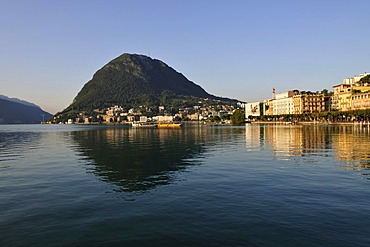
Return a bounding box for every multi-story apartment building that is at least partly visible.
[273,90,298,115]
[332,84,351,111]
[332,84,370,112]
[351,86,370,110]
[293,91,325,114]
[352,92,370,110]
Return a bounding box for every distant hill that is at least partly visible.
[0,97,52,124]
[61,53,236,114]
[0,95,40,108]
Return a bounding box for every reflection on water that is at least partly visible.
[68,124,370,193]
[245,124,370,172]
[71,125,239,192]
[332,125,370,170]
[3,124,370,246]
[0,131,41,164]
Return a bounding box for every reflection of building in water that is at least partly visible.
[264,126,302,157]
[331,126,370,170]
[252,124,370,170]
[300,126,330,153]
[245,125,303,155]
[247,125,331,157]
[245,125,264,150]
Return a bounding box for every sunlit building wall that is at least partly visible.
[352,91,370,110]
[245,101,261,119]
[273,91,298,115]
[263,99,274,116]
[332,84,351,112]
[293,92,325,114]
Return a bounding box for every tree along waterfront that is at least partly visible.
[248,109,370,123]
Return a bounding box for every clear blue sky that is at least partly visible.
[1,0,369,114]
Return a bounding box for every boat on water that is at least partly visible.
[131,122,157,128]
[157,122,182,128]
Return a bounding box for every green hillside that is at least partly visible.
[60,53,236,115]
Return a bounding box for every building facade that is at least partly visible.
[245,101,261,119]
[293,92,325,114]
[352,92,370,110]
[332,84,351,111]
[263,99,274,116]
[273,90,298,115]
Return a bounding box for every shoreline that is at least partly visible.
[249,121,370,126]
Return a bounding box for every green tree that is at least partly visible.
[231,109,245,125]
[221,114,231,120]
[321,89,333,96]
[359,74,370,85]
[210,116,221,122]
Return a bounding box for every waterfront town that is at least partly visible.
[52,99,244,125]
[52,72,370,125]
[245,72,370,122]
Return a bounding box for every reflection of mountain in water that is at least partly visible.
[72,126,210,192]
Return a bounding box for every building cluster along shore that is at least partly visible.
[51,99,243,125]
[245,72,370,122]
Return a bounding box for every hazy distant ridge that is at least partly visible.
[0,97,52,124]
[0,95,40,108]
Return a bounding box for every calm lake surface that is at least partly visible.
[1,123,370,246]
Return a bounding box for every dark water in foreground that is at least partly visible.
[1,124,370,246]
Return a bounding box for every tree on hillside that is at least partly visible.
[321,89,333,96]
[359,74,370,85]
[231,109,245,125]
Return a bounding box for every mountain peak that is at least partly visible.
[61,53,236,114]
[63,53,217,112]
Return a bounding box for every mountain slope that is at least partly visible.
[63,53,234,112]
[0,95,39,108]
[0,98,52,124]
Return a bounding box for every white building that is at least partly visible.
[154,115,174,122]
[273,91,298,115]
[245,102,261,119]
[139,116,148,122]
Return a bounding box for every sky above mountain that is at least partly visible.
[1,0,369,114]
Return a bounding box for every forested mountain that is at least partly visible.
[0,98,52,124]
[61,53,236,114]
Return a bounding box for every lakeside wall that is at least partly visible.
[250,121,370,126]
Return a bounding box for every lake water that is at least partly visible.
[1,123,370,246]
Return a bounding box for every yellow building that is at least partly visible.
[332,84,352,112]
[351,86,370,110]
[332,84,370,112]
[293,92,325,114]
[263,99,274,116]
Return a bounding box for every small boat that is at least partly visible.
[157,122,182,128]
[131,122,157,128]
